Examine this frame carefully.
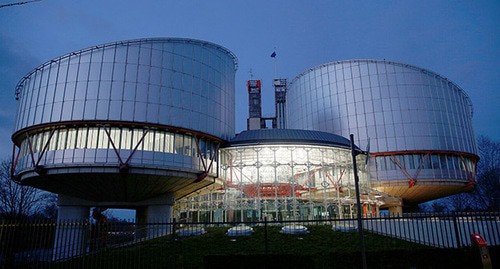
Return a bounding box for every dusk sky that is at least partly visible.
[1,0,499,160]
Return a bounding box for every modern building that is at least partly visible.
[286,60,478,210]
[10,38,238,257]
[11,39,477,231]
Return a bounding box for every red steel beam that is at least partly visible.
[35,129,56,167]
[124,129,150,165]
[103,127,125,165]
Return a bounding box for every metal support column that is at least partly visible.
[350,134,367,269]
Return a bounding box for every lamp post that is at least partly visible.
[350,134,367,269]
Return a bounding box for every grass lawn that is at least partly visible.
[50,224,433,269]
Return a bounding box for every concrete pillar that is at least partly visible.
[388,205,403,216]
[145,193,174,238]
[147,203,173,223]
[135,207,148,240]
[133,193,175,239]
[136,207,148,223]
[53,192,175,257]
[53,196,89,261]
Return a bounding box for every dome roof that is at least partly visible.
[228,129,355,149]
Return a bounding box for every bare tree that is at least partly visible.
[444,135,500,211]
[446,193,474,211]
[419,201,449,212]
[0,160,55,218]
[472,167,500,211]
[477,135,500,175]
[472,136,500,210]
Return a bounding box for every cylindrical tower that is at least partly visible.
[11,38,238,202]
[287,59,477,205]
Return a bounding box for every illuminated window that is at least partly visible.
[97,128,109,149]
[57,130,67,150]
[110,128,121,149]
[19,126,220,165]
[87,128,98,149]
[142,131,153,152]
[165,133,174,153]
[76,128,87,149]
[67,129,77,150]
[153,131,164,152]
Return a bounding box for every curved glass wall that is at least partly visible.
[174,144,385,222]
[15,126,218,175]
[372,153,476,183]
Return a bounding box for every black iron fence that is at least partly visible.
[1,212,498,268]
[363,211,499,248]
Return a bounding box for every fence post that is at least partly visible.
[171,218,177,239]
[171,218,178,268]
[452,211,462,248]
[264,216,268,255]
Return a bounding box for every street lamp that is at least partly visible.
[350,134,367,269]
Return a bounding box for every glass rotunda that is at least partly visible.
[175,129,399,222]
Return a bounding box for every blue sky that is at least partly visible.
[1,0,499,160]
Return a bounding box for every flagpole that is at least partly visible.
[274,57,277,78]
[271,47,277,78]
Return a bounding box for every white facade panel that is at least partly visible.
[14,38,238,140]
[287,60,476,155]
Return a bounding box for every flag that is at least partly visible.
[270,51,276,58]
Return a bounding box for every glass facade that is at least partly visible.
[15,126,218,175]
[174,143,384,222]
[373,153,475,182]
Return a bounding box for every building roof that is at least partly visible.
[228,129,356,149]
